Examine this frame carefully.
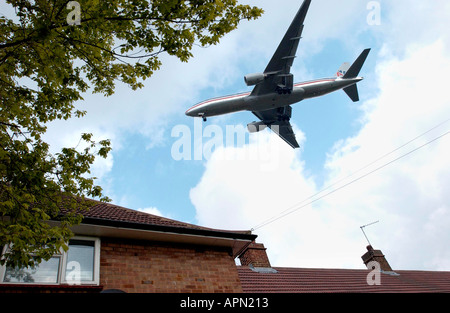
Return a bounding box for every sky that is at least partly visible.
[4,0,450,271]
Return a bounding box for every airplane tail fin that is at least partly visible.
[343,48,371,79]
[335,62,350,78]
[341,48,371,102]
[343,84,359,102]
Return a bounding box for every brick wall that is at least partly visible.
[238,242,271,268]
[100,238,243,293]
[361,245,393,272]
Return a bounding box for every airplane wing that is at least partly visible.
[251,0,311,96]
[250,0,310,148]
[253,108,300,149]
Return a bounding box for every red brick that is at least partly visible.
[100,238,242,293]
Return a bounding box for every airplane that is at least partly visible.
[185,0,370,148]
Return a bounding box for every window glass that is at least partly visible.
[1,237,98,285]
[65,240,95,282]
[3,257,60,283]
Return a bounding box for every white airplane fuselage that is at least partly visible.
[185,76,363,119]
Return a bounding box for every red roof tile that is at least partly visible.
[237,267,450,293]
[82,201,203,229]
[69,200,254,238]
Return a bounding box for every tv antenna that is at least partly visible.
[360,220,379,246]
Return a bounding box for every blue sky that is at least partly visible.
[10,0,449,271]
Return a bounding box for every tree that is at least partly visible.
[0,0,263,269]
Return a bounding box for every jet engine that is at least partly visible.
[247,121,267,133]
[244,73,266,86]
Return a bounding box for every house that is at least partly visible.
[0,200,256,293]
[1,201,450,293]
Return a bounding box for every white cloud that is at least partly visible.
[137,207,165,217]
[190,124,370,269]
[191,126,316,230]
[377,0,450,53]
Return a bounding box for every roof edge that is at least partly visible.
[80,216,257,242]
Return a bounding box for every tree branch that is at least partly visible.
[0,121,21,129]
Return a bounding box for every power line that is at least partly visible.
[317,118,450,198]
[252,117,450,230]
[335,117,450,184]
[252,129,450,231]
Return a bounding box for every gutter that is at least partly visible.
[79,216,257,242]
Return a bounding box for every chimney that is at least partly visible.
[361,245,393,272]
[239,241,271,268]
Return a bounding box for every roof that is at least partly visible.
[77,200,255,239]
[81,200,216,230]
[56,199,257,257]
[237,266,450,293]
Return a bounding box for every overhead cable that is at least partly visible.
[252,126,450,231]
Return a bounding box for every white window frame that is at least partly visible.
[62,236,101,285]
[0,250,63,285]
[0,236,100,286]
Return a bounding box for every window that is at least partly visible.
[64,239,96,283]
[1,236,100,285]
[3,257,61,284]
